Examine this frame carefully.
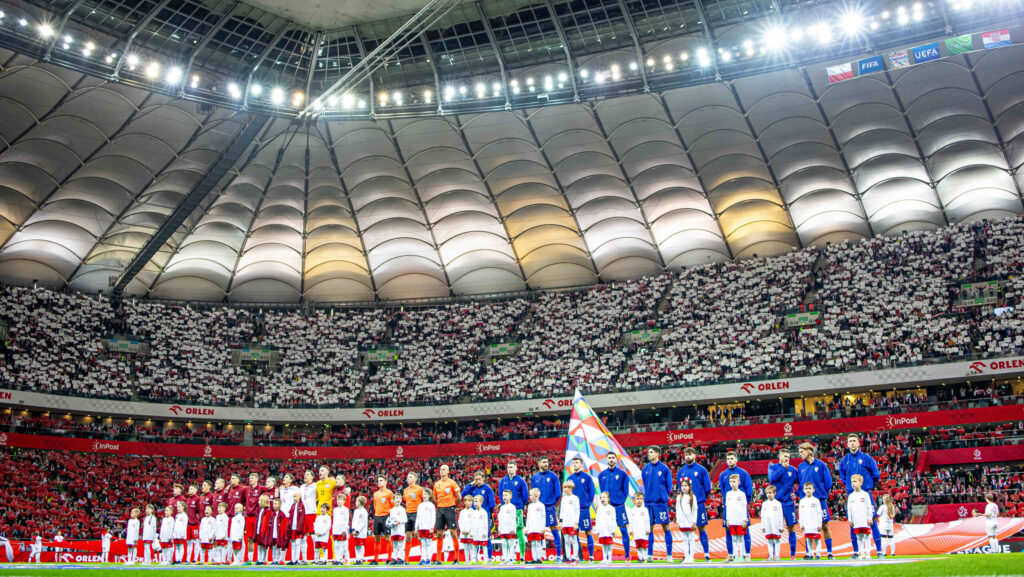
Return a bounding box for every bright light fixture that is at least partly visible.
[38,23,53,38]
[680,52,690,61]
[342,93,354,108]
[595,71,606,84]
[270,87,284,104]
[841,10,864,35]
[557,72,567,82]
[250,84,262,96]
[580,69,589,78]
[165,66,182,84]
[227,83,241,99]
[422,90,432,103]
[127,54,140,70]
[393,91,403,105]
[721,52,732,62]
[327,94,338,107]
[19,18,29,27]
[145,62,160,80]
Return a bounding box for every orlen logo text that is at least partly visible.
[740,381,789,394]
[477,443,501,453]
[362,409,405,419]
[666,432,694,443]
[542,399,572,409]
[292,449,318,458]
[92,441,120,451]
[169,405,215,416]
[985,359,1024,371]
[0,391,11,400]
[885,415,919,428]
[968,361,987,375]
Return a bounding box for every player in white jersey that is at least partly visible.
[676,478,700,563]
[593,492,616,564]
[198,506,216,564]
[173,502,189,564]
[497,491,519,564]
[471,496,490,564]
[125,508,140,565]
[332,492,351,565]
[313,503,332,564]
[215,502,230,565]
[525,489,547,564]
[973,493,1001,554]
[458,495,476,564]
[159,507,175,565]
[558,482,581,563]
[278,474,301,519]
[351,496,369,564]
[846,475,875,559]
[627,493,651,563]
[52,530,64,561]
[100,528,112,563]
[387,496,408,565]
[724,474,749,562]
[415,490,437,565]
[141,504,158,564]
[798,483,823,560]
[28,532,42,563]
[228,503,245,565]
[759,485,785,561]
[877,494,898,557]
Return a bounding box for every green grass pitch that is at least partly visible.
[0,555,1021,576]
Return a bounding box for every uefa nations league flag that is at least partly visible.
[888,49,911,68]
[912,42,941,63]
[565,388,644,513]
[982,29,1012,49]
[826,62,853,84]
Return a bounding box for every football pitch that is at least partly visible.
[0,555,1021,577]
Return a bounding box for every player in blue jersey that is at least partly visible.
[566,456,596,562]
[715,451,752,560]
[837,434,883,558]
[530,457,562,561]
[640,446,673,561]
[675,447,712,561]
[798,442,834,560]
[466,471,496,561]
[767,448,800,560]
[498,461,529,560]
[597,454,631,559]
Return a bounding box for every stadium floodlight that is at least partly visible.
[913,10,923,20]
[38,23,53,38]
[526,77,534,85]
[444,86,455,101]
[492,82,501,92]
[512,85,520,94]
[341,93,355,108]
[881,10,891,18]
[580,68,589,78]
[459,85,468,95]
[82,41,94,57]
[557,72,567,82]
[19,18,28,27]
[145,62,160,80]
[393,91,403,105]
[475,83,485,98]
[270,87,284,105]
[378,91,388,105]
[250,84,262,96]
[721,52,732,62]
[190,75,199,89]
[292,91,304,106]
[327,94,338,107]
[227,83,241,99]
[422,90,431,104]
[126,54,140,70]
[763,26,786,50]
[0,11,4,19]
[680,52,690,61]
[165,66,182,85]
[898,12,909,23]
[357,99,366,109]
[870,20,879,29]
[63,34,72,44]
[595,71,606,84]
[629,61,638,70]
[841,10,864,35]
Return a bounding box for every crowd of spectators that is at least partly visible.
[1,218,1024,409]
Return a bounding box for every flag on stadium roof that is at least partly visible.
[565,388,644,514]
[982,28,1012,49]
[826,62,853,84]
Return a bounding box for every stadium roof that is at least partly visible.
[0,0,1021,302]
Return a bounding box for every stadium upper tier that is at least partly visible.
[1,21,1024,303]
[1,217,1022,410]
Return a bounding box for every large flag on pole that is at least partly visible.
[565,388,644,514]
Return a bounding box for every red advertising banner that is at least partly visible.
[921,502,990,523]
[917,444,1024,472]
[0,404,1019,460]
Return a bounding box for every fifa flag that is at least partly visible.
[982,29,1012,49]
[888,49,911,69]
[857,56,885,75]
[565,388,644,513]
[826,62,853,84]
[945,34,974,55]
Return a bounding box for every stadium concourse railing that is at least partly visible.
[0,404,1020,460]
[2,354,1023,423]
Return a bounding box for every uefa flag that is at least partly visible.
[982,29,1012,49]
[565,388,644,514]
[826,62,853,84]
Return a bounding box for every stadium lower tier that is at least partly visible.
[6,517,1021,563]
